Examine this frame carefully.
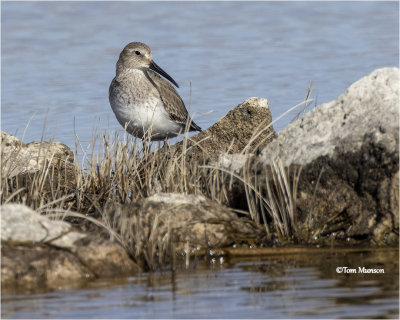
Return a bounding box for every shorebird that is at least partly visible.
[109,42,202,141]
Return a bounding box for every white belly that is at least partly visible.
[111,96,183,140]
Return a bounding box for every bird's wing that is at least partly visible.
[145,69,190,125]
[109,78,123,103]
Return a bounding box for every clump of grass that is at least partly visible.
[1,98,312,269]
[258,159,302,241]
[72,129,214,210]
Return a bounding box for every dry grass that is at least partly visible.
[1,134,75,212]
[1,99,312,268]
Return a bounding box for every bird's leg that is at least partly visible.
[162,138,167,150]
[142,139,149,158]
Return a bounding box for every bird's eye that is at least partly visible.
[135,51,141,55]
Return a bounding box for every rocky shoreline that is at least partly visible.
[1,67,399,293]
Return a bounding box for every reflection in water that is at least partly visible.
[2,250,398,318]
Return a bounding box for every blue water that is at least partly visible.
[2,2,398,150]
[2,250,398,318]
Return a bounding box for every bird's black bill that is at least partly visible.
[149,60,179,88]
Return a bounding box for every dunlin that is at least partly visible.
[109,42,201,141]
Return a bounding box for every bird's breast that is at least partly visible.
[109,70,181,138]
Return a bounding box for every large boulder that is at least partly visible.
[260,67,398,166]
[1,204,139,293]
[219,67,399,245]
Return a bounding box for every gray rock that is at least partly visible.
[1,204,140,293]
[1,131,74,178]
[218,67,399,245]
[1,204,72,244]
[260,67,399,165]
[1,132,77,206]
[147,193,206,205]
[50,231,87,249]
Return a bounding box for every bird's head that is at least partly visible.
[116,42,179,88]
